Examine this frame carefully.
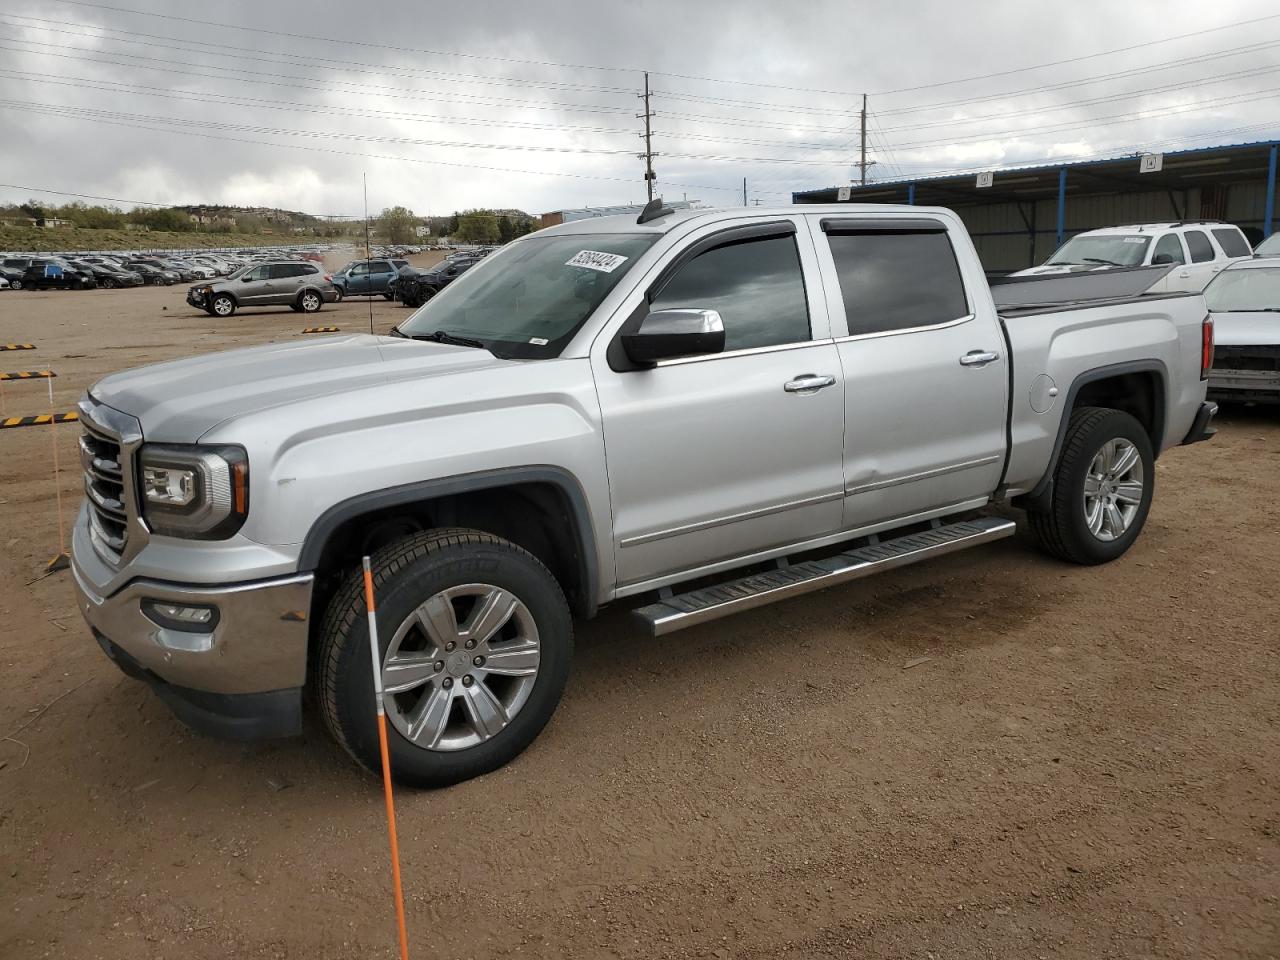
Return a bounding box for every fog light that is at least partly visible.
[142,600,219,632]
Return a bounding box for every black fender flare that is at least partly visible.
[298,465,600,617]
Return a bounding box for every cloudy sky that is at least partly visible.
[2,0,1279,218]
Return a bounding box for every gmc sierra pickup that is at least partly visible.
[72,201,1218,787]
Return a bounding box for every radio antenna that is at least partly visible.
[364,172,374,336]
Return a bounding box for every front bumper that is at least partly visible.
[72,553,313,739]
[187,287,211,308]
[1208,367,1280,404]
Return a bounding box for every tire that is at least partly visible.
[101,277,115,289]
[383,291,395,301]
[298,290,322,313]
[210,293,236,317]
[332,286,344,302]
[1027,406,1154,565]
[9,279,20,290]
[318,529,573,788]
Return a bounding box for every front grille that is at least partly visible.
[80,416,129,560]
[1212,345,1280,372]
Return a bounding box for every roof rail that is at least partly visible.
[637,197,675,225]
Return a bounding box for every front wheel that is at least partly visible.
[332,286,344,302]
[1027,406,1154,565]
[318,530,573,788]
[9,279,21,290]
[100,277,115,289]
[210,293,236,317]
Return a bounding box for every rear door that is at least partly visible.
[1172,229,1221,292]
[591,217,846,588]
[267,263,305,303]
[811,214,1008,529]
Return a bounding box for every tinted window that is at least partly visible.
[1152,233,1185,265]
[826,230,968,336]
[302,263,319,275]
[649,234,810,352]
[372,260,393,273]
[1185,230,1215,263]
[269,264,297,279]
[1211,228,1251,258]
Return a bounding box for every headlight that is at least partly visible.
[137,444,249,539]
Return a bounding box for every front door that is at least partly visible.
[592,219,846,588]
[810,215,1008,528]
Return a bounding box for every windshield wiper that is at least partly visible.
[1080,257,1123,266]
[411,329,487,349]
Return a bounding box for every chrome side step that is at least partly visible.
[633,516,1016,636]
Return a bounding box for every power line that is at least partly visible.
[872,12,1280,97]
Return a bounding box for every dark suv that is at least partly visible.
[397,256,481,307]
[188,261,339,317]
[21,258,97,290]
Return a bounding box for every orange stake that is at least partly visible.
[363,556,411,960]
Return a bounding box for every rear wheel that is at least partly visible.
[10,279,21,290]
[1027,406,1154,565]
[318,529,573,788]
[299,290,322,313]
[210,293,236,317]
[100,277,116,289]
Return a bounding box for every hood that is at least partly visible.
[1008,263,1114,277]
[90,334,508,441]
[1210,311,1280,347]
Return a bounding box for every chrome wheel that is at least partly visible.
[301,291,321,312]
[212,296,234,316]
[382,583,541,752]
[1082,438,1144,542]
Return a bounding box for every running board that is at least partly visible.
[633,516,1017,636]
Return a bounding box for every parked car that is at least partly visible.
[1203,258,1280,404]
[1012,221,1253,292]
[122,261,179,285]
[21,258,96,290]
[0,275,8,290]
[72,202,1216,787]
[0,266,24,289]
[1254,232,1280,257]
[69,260,144,289]
[2,256,33,288]
[187,260,338,317]
[331,258,409,297]
[397,256,481,307]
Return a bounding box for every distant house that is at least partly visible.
[36,217,73,228]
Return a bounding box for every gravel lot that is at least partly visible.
[0,270,1277,959]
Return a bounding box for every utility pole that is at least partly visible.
[638,72,657,201]
[856,93,876,186]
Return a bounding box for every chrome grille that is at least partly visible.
[80,414,129,560]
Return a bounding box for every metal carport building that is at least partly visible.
[793,141,1279,272]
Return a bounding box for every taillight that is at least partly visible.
[324,273,332,281]
[1201,315,1214,380]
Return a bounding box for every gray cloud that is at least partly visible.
[2,0,1278,217]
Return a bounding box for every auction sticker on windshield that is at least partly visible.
[566,250,629,273]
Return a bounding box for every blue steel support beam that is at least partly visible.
[1056,167,1067,247]
[1265,143,1277,239]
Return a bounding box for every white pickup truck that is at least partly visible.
[72,202,1218,786]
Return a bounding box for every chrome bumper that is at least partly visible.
[72,554,314,696]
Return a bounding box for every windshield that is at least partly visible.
[399,233,658,359]
[1047,235,1151,267]
[1256,233,1280,256]
[1204,266,1280,312]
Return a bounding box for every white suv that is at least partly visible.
[1014,221,1253,292]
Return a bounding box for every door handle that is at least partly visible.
[958,350,999,367]
[784,374,837,393]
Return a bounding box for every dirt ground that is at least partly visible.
[0,268,1277,959]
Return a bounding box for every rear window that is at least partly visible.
[825,228,969,336]
[1211,227,1251,258]
[1184,230,1215,263]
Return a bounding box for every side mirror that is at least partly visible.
[1152,253,1175,265]
[622,308,725,365]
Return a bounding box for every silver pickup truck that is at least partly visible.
[72,202,1218,786]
